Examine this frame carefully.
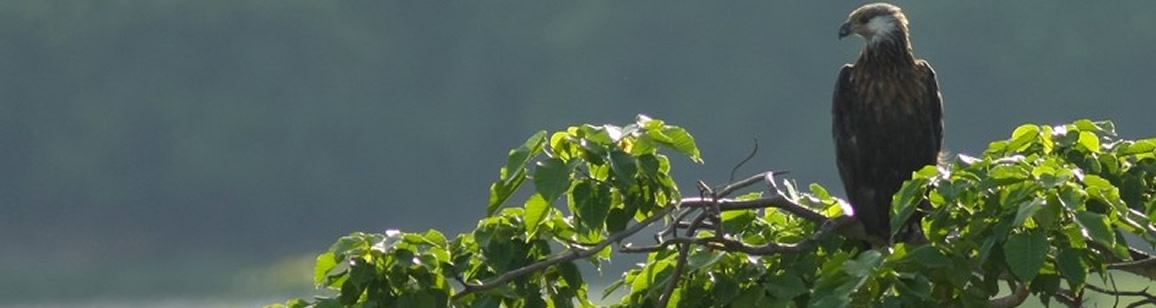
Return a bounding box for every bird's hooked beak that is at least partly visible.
[838,21,852,39]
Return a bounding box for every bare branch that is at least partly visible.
[990,279,1030,308]
[728,138,758,184]
[1107,257,1156,280]
[681,195,829,223]
[1085,283,1156,304]
[715,171,772,198]
[658,214,698,308]
[451,205,677,301]
[656,242,690,307]
[621,216,857,255]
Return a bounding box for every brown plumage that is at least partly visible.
[833,3,943,244]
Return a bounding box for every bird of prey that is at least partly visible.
[833,3,943,244]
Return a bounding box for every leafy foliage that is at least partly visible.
[269,117,1155,308]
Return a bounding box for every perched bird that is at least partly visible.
[833,3,943,244]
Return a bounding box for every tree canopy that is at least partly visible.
[269,116,1155,307]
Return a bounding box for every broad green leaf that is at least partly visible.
[712,274,741,303]
[1077,131,1100,153]
[1074,211,1115,248]
[766,274,808,300]
[523,193,550,236]
[628,135,658,156]
[488,131,548,216]
[732,285,767,307]
[686,249,725,270]
[637,154,661,178]
[843,250,883,277]
[906,245,949,268]
[1082,175,1112,189]
[608,150,637,183]
[1013,198,1045,226]
[810,183,832,201]
[314,251,339,286]
[570,180,611,233]
[1056,248,1086,288]
[533,158,571,203]
[1119,140,1156,155]
[989,165,1029,181]
[659,126,702,163]
[1004,230,1047,281]
[1074,119,1099,132]
[423,229,447,248]
[896,275,932,301]
[1008,124,1040,152]
[1029,274,1062,296]
[891,177,928,237]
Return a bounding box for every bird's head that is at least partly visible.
[839,3,909,44]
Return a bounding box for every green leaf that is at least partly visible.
[1013,198,1045,227]
[989,165,1029,182]
[659,126,702,163]
[891,177,929,237]
[1119,139,1156,155]
[766,274,808,300]
[1077,131,1100,153]
[713,274,741,303]
[1004,230,1048,282]
[810,183,832,201]
[1074,211,1116,248]
[732,285,767,307]
[570,180,611,233]
[533,158,571,203]
[488,131,548,216]
[906,245,950,268]
[1028,274,1062,299]
[1056,248,1086,288]
[1008,124,1040,152]
[314,251,339,286]
[608,150,637,184]
[523,193,550,236]
[637,154,662,178]
[423,230,447,248]
[843,250,884,277]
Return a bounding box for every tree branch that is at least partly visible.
[1085,283,1156,306]
[621,216,856,255]
[681,195,829,223]
[451,205,677,301]
[990,279,1030,308]
[1107,256,1156,280]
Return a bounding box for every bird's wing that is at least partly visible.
[918,60,944,153]
[832,64,862,209]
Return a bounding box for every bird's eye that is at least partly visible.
[859,15,873,24]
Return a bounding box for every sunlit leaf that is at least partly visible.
[1008,124,1040,152]
[533,157,571,203]
[523,193,550,236]
[1077,131,1100,153]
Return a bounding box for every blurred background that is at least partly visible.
[1,1,1153,306]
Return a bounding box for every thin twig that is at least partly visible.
[680,195,829,223]
[1085,284,1156,303]
[656,242,690,307]
[621,216,856,255]
[728,138,758,184]
[658,207,700,242]
[658,210,699,308]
